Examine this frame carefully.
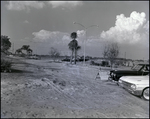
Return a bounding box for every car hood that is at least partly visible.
[120,75,149,85]
[110,69,138,75]
[112,69,135,72]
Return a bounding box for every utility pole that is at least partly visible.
[73,22,99,65]
[125,52,126,59]
[12,42,14,54]
[124,52,126,66]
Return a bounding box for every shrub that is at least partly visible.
[101,61,109,67]
[90,61,100,66]
[90,61,95,65]
[20,53,26,57]
[1,59,12,72]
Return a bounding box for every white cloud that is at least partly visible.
[77,30,85,37]
[48,1,83,9]
[32,30,86,55]
[62,35,71,43]
[32,30,52,42]
[31,29,114,56]
[143,21,149,34]
[32,30,70,44]
[6,1,45,11]
[5,1,83,11]
[62,35,70,41]
[23,20,29,24]
[100,11,149,44]
[76,30,105,47]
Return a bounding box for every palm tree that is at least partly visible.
[68,40,76,64]
[21,45,30,55]
[68,32,80,64]
[15,48,22,55]
[27,48,33,55]
[75,46,81,61]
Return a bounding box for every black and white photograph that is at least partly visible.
[1,1,149,118]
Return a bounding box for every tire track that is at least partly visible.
[43,78,88,109]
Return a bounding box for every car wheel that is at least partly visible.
[142,87,149,101]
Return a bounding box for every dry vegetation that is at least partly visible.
[1,55,149,118]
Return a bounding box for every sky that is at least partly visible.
[1,1,149,60]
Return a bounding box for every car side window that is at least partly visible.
[142,68,145,71]
[146,66,149,71]
[141,66,147,72]
[142,65,149,72]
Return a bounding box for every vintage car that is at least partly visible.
[108,63,149,81]
[61,57,89,62]
[118,75,149,101]
[27,55,40,60]
[61,58,70,62]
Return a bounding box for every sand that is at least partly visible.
[1,56,149,118]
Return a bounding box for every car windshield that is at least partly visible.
[131,64,143,71]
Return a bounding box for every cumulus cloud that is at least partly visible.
[48,1,83,9]
[76,30,105,46]
[32,29,70,44]
[77,30,85,37]
[5,1,83,11]
[32,29,108,56]
[100,11,149,44]
[143,21,149,34]
[6,1,45,11]
[62,35,71,43]
[62,35,70,41]
[23,20,29,24]
[32,29,92,48]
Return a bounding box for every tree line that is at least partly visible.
[15,45,32,56]
[1,34,120,67]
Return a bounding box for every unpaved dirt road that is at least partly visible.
[1,56,149,118]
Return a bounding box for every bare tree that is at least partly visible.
[103,45,109,58]
[102,42,119,68]
[49,47,60,61]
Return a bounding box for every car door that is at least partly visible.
[141,65,149,75]
[137,65,145,75]
[143,65,149,75]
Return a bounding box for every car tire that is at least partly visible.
[142,87,149,101]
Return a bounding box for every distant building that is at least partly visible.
[125,60,134,67]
